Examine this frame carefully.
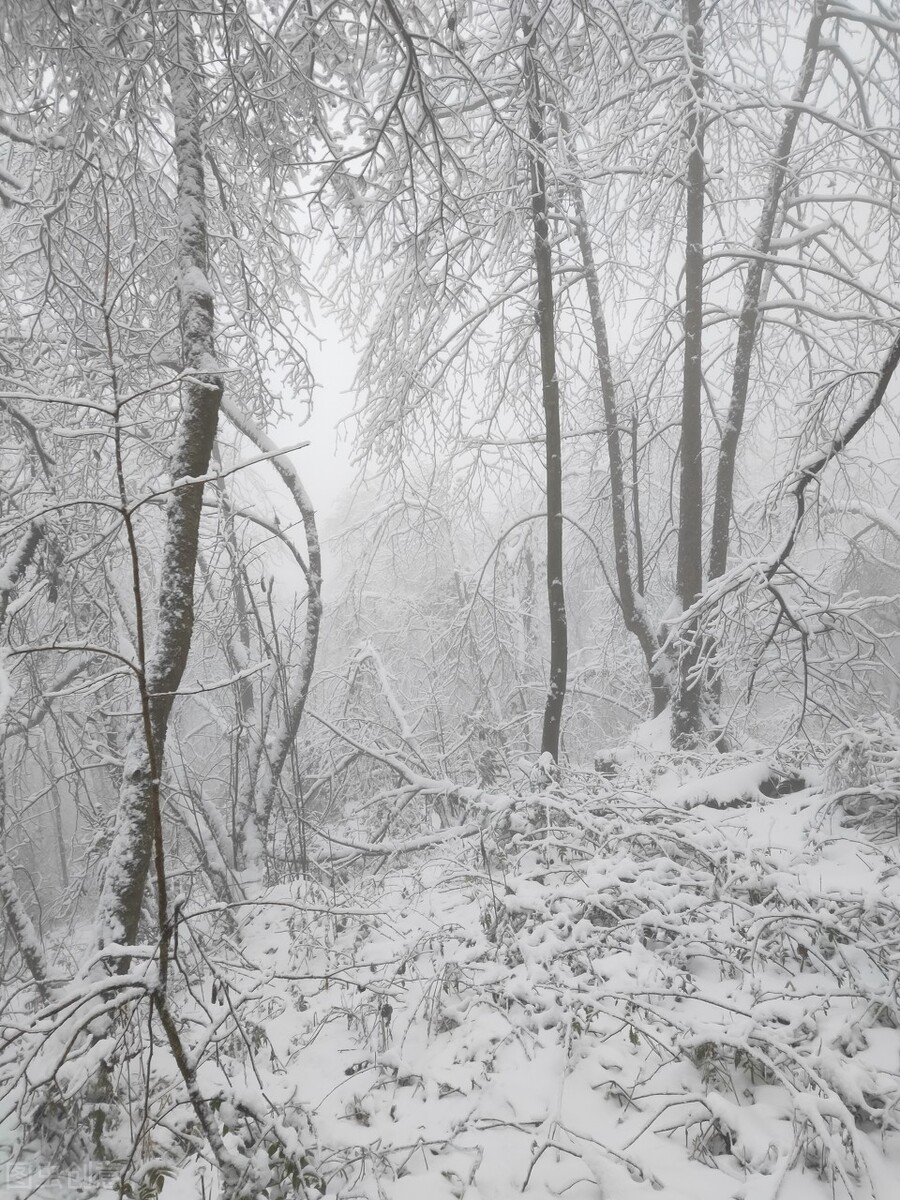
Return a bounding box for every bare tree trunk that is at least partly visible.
[524,18,568,762]
[672,0,706,748]
[221,397,322,877]
[96,9,223,954]
[562,114,671,716]
[709,4,824,580]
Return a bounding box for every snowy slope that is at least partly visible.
[4,752,900,1200]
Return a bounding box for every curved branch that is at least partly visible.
[767,329,900,580]
[220,396,322,873]
[709,4,826,580]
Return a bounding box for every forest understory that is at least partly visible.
[5,728,900,1200]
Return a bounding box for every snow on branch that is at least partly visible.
[353,643,416,742]
[767,327,900,579]
[0,523,43,628]
[308,706,483,809]
[220,396,318,545]
[308,821,481,860]
[127,440,310,515]
[663,329,900,644]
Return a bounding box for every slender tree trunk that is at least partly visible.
[708,4,824,580]
[96,9,223,952]
[203,476,257,876]
[221,397,322,877]
[524,18,568,762]
[672,0,706,748]
[212,468,257,724]
[562,114,671,716]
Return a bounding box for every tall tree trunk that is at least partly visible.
[96,9,223,954]
[708,4,824,580]
[524,18,568,762]
[562,114,671,716]
[672,0,706,748]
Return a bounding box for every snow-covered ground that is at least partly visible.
[4,747,900,1199]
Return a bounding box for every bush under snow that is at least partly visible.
[3,748,900,1199]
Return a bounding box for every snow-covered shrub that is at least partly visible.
[188,753,898,1200]
[825,717,900,827]
[5,748,900,1199]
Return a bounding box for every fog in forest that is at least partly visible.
[2,2,900,1197]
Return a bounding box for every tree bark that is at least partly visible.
[672,0,706,748]
[96,8,223,954]
[524,19,568,762]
